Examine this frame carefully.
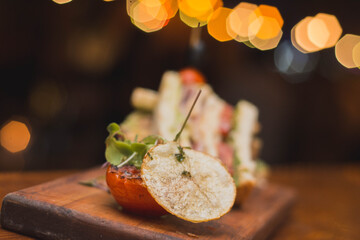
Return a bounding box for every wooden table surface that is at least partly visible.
[1,164,359,240]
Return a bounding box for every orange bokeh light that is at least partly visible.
[178,0,222,26]
[292,13,342,53]
[250,5,283,40]
[335,34,360,69]
[307,17,329,48]
[255,5,283,28]
[314,13,342,48]
[226,2,257,42]
[207,7,233,42]
[127,0,176,32]
[0,121,31,153]
[249,16,282,40]
[292,17,321,53]
[353,42,360,69]
[162,0,178,19]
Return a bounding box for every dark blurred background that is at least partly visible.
[0,0,359,170]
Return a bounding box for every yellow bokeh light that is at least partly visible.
[250,29,283,51]
[314,13,342,48]
[52,0,72,4]
[207,7,233,42]
[186,0,212,13]
[335,34,360,68]
[0,121,31,153]
[226,2,258,42]
[179,10,207,28]
[243,41,256,48]
[178,0,222,24]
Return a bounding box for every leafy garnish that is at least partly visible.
[79,176,109,193]
[105,90,200,168]
[181,170,191,177]
[105,123,165,168]
[175,146,186,162]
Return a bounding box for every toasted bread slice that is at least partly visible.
[131,87,158,111]
[141,142,236,223]
[230,100,259,205]
[153,71,191,146]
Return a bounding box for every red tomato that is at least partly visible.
[219,104,233,136]
[106,165,167,216]
[179,67,206,85]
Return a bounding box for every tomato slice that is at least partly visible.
[219,104,233,137]
[106,165,167,216]
[179,67,206,85]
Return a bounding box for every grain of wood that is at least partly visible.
[1,168,295,240]
[3,165,357,240]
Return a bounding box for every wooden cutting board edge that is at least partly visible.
[0,168,297,240]
[1,192,181,240]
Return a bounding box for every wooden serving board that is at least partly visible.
[1,168,295,240]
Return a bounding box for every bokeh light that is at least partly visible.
[29,81,67,120]
[52,0,72,4]
[335,34,360,68]
[314,13,342,48]
[353,42,360,69]
[290,25,307,53]
[230,4,283,50]
[178,0,222,27]
[274,40,319,78]
[249,29,283,51]
[179,10,207,28]
[307,17,330,48]
[162,0,178,19]
[292,13,342,53]
[243,41,255,48]
[226,2,258,42]
[127,0,177,32]
[292,17,321,53]
[250,5,283,40]
[207,7,233,42]
[0,121,31,153]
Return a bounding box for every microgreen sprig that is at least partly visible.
[173,90,202,142]
[173,90,202,163]
[105,123,164,168]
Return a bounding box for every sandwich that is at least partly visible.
[121,68,268,205]
[105,90,236,223]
